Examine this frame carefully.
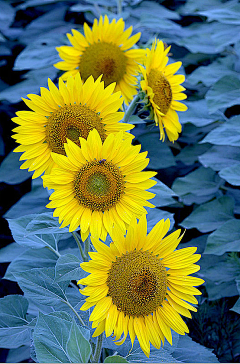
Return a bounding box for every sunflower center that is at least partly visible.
[79,42,127,87]
[107,250,167,317]
[74,160,125,211]
[46,104,106,155]
[147,68,172,115]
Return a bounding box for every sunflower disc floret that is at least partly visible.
[12,73,133,178]
[42,129,157,241]
[54,15,145,104]
[79,216,204,357]
[140,39,187,142]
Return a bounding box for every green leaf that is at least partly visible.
[172,167,221,206]
[201,116,240,147]
[104,356,128,363]
[66,320,91,363]
[200,254,240,284]
[25,212,69,235]
[187,56,237,87]
[127,347,179,363]
[55,254,86,283]
[204,219,240,255]
[137,132,176,169]
[178,0,220,15]
[199,146,240,171]
[0,243,27,263]
[219,163,240,186]
[180,100,220,127]
[205,279,238,300]
[4,247,57,282]
[146,207,174,231]
[199,1,240,25]
[34,312,72,363]
[15,267,67,306]
[181,196,235,232]
[0,295,31,349]
[206,75,240,114]
[150,178,176,207]
[231,280,240,314]
[0,1,15,30]
[176,144,210,165]
[0,151,31,184]
[172,335,219,363]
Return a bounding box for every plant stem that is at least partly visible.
[122,94,140,124]
[72,231,87,261]
[93,333,103,363]
[117,0,122,15]
[64,299,86,327]
[84,236,90,260]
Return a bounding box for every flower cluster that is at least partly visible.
[12,15,203,358]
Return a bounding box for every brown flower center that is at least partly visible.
[107,250,167,317]
[79,42,127,87]
[46,104,106,155]
[147,68,172,115]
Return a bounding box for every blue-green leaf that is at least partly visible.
[199,146,240,171]
[201,116,240,146]
[204,219,240,255]
[6,346,30,363]
[150,178,176,207]
[219,163,240,186]
[180,100,220,127]
[55,254,86,283]
[199,1,240,25]
[181,196,235,232]
[104,356,128,363]
[0,295,31,349]
[0,243,27,263]
[0,151,31,184]
[66,320,91,363]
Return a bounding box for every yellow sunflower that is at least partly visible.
[140,39,187,142]
[42,129,156,241]
[54,15,145,104]
[12,73,133,178]
[79,215,204,357]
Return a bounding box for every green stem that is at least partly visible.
[64,299,86,327]
[117,0,122,15]
[72,231,87,261]
[122,94,140,124]
[93,333,103,363]
[84,236,90,261]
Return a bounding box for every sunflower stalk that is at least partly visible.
[64,299,86,327]
[93,333,104,363]
[123,94,140,124]
[72,231,88,262]
[84,236,90,261]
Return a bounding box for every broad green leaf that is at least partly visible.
[172,167,221,206]
[150,178,176,207]
[199,1,240,25]
[178,0,220,15]
[34,312,72,363]
[0,295,31,349]
[181,196,235,233]
[180,100,220,127]
[146,207,174,231]
[206,75,240,114]
[201,116,240,146]
[130,1,180,20]
[25,212,69,235]
[176,144,210,165]
[231,280,240,314]
[172,335,219,363]
[187,56,237,87]
[126,347,179,363]
[219,163,240,186]
[66,320,91,363]
[15,267,67,306]
[205,219,240,255]
[0,150,31,184]
[104,356,128,363]
[137,132,176,169]
[205,279,238,300]
[7,213,59,249]
[0,1,15,30]
[199,146,240,171]
[0,243,27,263]
[4,247,57,281]
[6,346,30,363]
[4,178,49,219]
[55,254,86,283]
[200,254,240,284]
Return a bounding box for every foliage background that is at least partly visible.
[0,0,240,362]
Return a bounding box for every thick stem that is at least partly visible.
[72,231,87,261]
[84,236,90,261]
[64,299,86,327]
[93,333,103,363]
[117,0,122,15]
[122,94,140,124]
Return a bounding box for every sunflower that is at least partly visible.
[54,15,145,105]
[42,129,156,241]
[12,73,133,178]
[78,215,204,357]
[140,39,187,142]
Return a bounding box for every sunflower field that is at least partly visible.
[0,0,240,363]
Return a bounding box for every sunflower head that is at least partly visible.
[12,73,133,178]
[42,129,157,241]
[79,215,204,357]
[54,15,146,104]
[140,39,187,142]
